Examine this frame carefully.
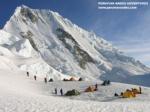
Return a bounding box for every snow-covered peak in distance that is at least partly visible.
[1,5,150,85]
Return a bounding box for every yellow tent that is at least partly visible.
[122,90,136,98]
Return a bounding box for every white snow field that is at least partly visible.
[0,69,150,112]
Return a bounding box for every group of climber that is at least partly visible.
[26,72,103,96]
[27,72,65,95]
[27,71,83,83]
[54,88,64,96]
[101,80,111,86]
[26,72,54,82]
[26,72,37,80]
[26,72,143,99]
[54,83,98,96]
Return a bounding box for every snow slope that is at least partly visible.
[0,31,70,80]
[0,5,150,85]
[0,69,150,112]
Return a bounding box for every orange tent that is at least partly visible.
[70,77,76,81]
[85,86,95,92]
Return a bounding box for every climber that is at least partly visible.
[95,83,98,91]
[60,88,63,96]
[44,77,47,83]
[139,87,142,94]
[27,72,29,77]
[55,88,57,95]
[34,75,37,80]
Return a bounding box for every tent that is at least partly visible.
[78,77,83,81]
[65,89,80,96]
[131,87,142,94]
[63,78,69,81]
[122,90,136,98]
[85,86,96,92]
[69,77,76,81]
[49,78,53,82]
[131,88,140,94]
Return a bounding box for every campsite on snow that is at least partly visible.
[22,71,150,101]
[0,5,150,112]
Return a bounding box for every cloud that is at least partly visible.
[113,39,150,52]
[116,42,150,66]
[113,39,150,54]
[112,38,150,67]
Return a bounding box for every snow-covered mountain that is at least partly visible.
[0,5,150,84]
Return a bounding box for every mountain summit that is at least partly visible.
[0,5,149,84]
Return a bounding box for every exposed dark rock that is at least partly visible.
[20,8,38,23]
[22,18,28,25]
[20,31,38,51]
[56,28,94,69]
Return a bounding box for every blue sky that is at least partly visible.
[0,0,149,66]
